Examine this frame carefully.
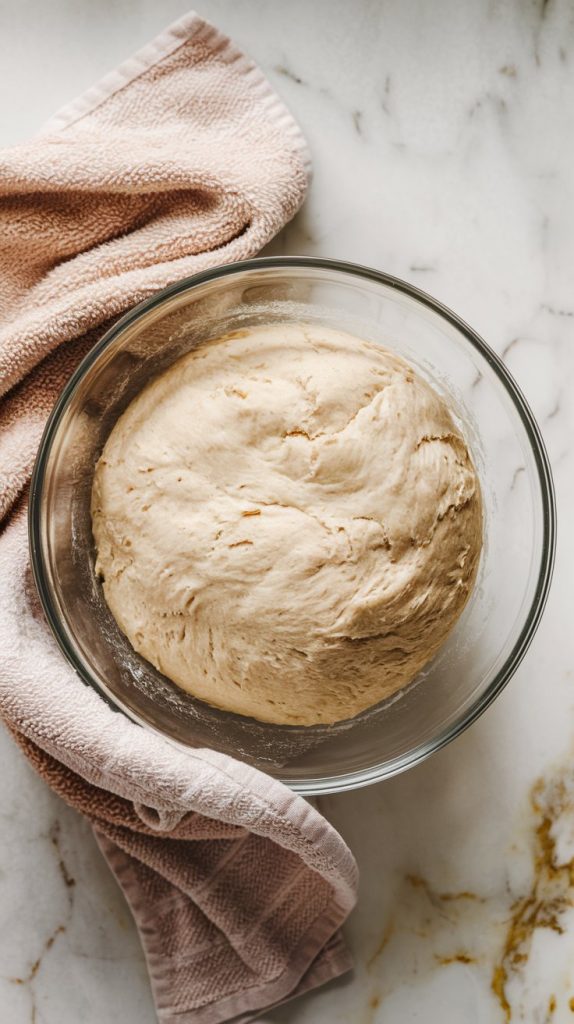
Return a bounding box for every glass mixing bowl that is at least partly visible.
[29,258,556,794]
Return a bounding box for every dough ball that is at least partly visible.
[92,323,482,725]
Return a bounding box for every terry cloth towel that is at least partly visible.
[0,12,358,1024]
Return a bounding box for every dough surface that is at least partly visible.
[92,323,482,725]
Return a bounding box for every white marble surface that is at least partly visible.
[1,1,573,1021]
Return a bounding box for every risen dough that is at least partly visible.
[92,323,482,725]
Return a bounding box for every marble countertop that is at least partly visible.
[1,1,573,1021]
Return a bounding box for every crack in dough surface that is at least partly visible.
[92,323,482,725]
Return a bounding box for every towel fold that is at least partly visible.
[0,13,358,1023]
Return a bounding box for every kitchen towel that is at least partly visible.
[0,12,358,1024]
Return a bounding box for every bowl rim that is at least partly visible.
[29,255,557,794]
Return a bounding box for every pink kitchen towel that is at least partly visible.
[0,12,358,1023]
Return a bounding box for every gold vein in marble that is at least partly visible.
[491,774,574,1021]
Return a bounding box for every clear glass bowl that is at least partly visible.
[29,258,556,794]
